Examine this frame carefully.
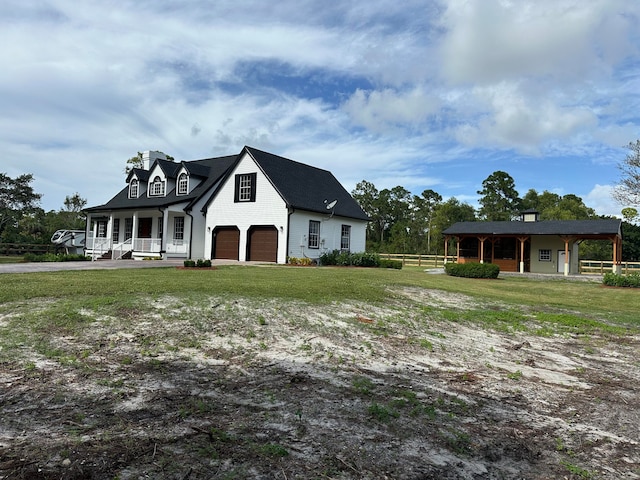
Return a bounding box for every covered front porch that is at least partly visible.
[85,209,191,260]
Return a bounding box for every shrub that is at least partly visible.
[603,272,640,288]
[24,253,89,263]
[444,262,500,279]
[287,256,314,266]
[183,260,196,268]
[319,250,381,268]
[379,259,403,269]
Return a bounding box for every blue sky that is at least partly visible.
[1,0,639,216]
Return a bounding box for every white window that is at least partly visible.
[539,249,551,262]
[178,173,188,195]
[112,218,120,243]
[174,217,184,244]
[97,220,107,238]
[308,220,320,249]
[125,218,133,240]
[239,174,252,201]
[341,225,351,251]
[129,179,139,198]
[150,176,165,196]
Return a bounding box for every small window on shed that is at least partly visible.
[539,249,552,262]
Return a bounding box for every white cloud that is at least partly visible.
[439,0,639,84]
[584,184,623,217]
[342,87,441,133]
[0,0,639,215]
[454,82,598,153]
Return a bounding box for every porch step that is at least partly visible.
[120,250,132,260]
[98,250,112,260]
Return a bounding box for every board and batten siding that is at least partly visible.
[288,212,367,260]
[203,152,288,262]
[529,235,579,274]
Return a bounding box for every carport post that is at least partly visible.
[517,236,528,273]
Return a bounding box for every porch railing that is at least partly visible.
[86,237,111,259]
[112,238,133,260]
[165,240,189,255]
[134,238,162,253]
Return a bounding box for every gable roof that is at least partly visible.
[242,146,369,221]
[443,219,622,238]
[85,147,369,221]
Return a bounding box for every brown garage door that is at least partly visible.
[213,227,240,260]
[248,226,278,262]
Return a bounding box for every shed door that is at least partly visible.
[558,250,570,273]
[213,227,240,260]
[248,226,278,262]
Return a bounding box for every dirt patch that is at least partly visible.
[0,287,638,479]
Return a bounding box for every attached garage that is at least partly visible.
[247,226,278,262]
[212,227,240,260]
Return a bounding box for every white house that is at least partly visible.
[84,146,370,263]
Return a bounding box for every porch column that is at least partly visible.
[162,210,169,258]
[132,213,138,254]
[612,236,622,274]
[91,220,98,261]
[478,236,487,263]
[560,236,574,276]
[456,236,461,263]
[517,236,528,273]
[107,213,114,247]
[444,236,449,263]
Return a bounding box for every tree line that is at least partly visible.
[0,173,86,245]
[3,141,640,260]
[351,170,640,262]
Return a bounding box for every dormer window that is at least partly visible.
[150,176,165,196]
[129,179,139,198]
[177,173,188,195]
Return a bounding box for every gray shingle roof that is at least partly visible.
[86,147,369,222]
[86,155,237,212]
[244,147,369,221]
[443,219,622,237]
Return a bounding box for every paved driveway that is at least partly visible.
[0,259,261,274]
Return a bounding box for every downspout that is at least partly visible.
[158,208,165,258]
[186,209,194,260]
[286,207,294,263]
[84,213,90,257]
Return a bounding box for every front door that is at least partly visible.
[138,217,152,238]
[558,250,570,273]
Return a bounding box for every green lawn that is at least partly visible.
[0,265,638,328]
[0,255,25,264]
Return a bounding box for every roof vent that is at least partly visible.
[521,209,540,222]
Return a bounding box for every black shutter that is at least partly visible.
[234,174,240,203]
[250,173,257,202]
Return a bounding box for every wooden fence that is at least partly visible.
[380,253,640,275]
[579,260,640,275]
[379,253,456,268]
[0,243,55,255]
